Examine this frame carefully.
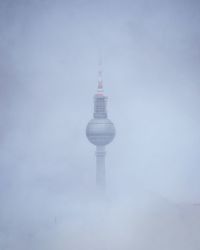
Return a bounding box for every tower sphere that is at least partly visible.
[86,118,115,146]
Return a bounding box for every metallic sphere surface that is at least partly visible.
[86,118,115,146]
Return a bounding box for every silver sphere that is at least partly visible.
[86,118,115,146]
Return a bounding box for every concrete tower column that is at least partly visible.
[95,146,106,189]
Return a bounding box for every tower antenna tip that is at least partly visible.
[97,58,104,92]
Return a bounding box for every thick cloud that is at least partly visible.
[0,0,200,249]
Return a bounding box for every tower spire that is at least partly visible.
[97,58,104,94]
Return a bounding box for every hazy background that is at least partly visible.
[0,0,200,249]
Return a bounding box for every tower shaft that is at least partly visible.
[95,146,106,190]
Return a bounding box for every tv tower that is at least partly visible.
[86,63,115,190]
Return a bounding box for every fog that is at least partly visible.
[0,0,200,249]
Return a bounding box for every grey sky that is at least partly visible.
[1,0,199,201]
